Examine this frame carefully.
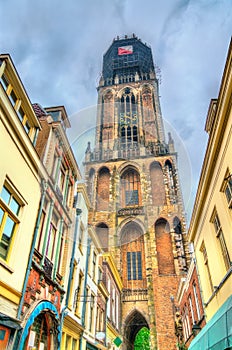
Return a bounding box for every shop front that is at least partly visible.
[18,301,60,350]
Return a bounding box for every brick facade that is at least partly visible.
[177,261,205,348]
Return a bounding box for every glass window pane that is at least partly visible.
[24,120,30,134]
[0,74,9,90]
[9,90,17,106]
[17,106,25,122]
[132,252,136,279]
[0,208,4,224]
[1,186,11,204]
[10,197,20,215]
[137,252,142,280]
[127,252,131,280]
[0,240,8,258]
[0,216,15,259]
[4,216,15,238]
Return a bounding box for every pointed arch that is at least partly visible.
[118,87,138,148]
[96,167,110,211]
[120,221,146,289]
[120,167,141,207]
[150,161,166,206]
[155,218,175,275]
[124,309,150,344]
[165,159,178,203]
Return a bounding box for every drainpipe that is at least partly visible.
[58,205,82,350]
[105,292,108,348]
[16,179,48,319]
[79,235,91,350]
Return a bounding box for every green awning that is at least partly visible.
[189,295,232,350]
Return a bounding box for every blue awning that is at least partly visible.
[189,295,232,350]
[18,301,60,350]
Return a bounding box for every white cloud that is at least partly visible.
[1,0,231,219]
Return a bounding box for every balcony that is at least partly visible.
[43,256,53,279]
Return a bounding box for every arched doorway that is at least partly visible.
[123,310,150,350]
[19,301,60,350]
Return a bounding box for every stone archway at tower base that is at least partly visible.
[123,310,150,350]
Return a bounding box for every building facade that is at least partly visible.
[188,39,232,350]
[102,253,123,350]
[0,54,43,349]
[176,257,205,348]
[84,34,189,350]
[17,104,81,350]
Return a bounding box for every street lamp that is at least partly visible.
[192,322,201,337]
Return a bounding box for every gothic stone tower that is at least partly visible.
[85,35,189,350]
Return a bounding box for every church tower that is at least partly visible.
[85,34,189,350]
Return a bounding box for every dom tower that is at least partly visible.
[85,35,189,349]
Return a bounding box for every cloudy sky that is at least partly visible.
[1,0,232,219]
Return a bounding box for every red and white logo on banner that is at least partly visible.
[118,45,133,55]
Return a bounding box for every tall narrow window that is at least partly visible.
[182,305,191,341]
[127,252,142,280]
[92,251,96,280]
[58,225,66,275]
[188,295,194,324]
[150,161,165,206]
[212,212,231,270]
[121,168,141,207]
[0,184,22,260]
[36,210,46,251]
[155,218,175,275]
[119,89,138,148]
[75,272,83,316]
[193,283,201,321]
[89,294,95,332]
[225,175,232,207]
[46,214,58,262]
[58,165,66,194]
[96,167,110,211]
[200,242,213,293]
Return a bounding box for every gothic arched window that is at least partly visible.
[120,168,141,207]
[119,88,138,148]
[155,218,175,275]
[150,161,166,206]
[96,167,110,211]
[120,222,146,289]
[165,160,178,203]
